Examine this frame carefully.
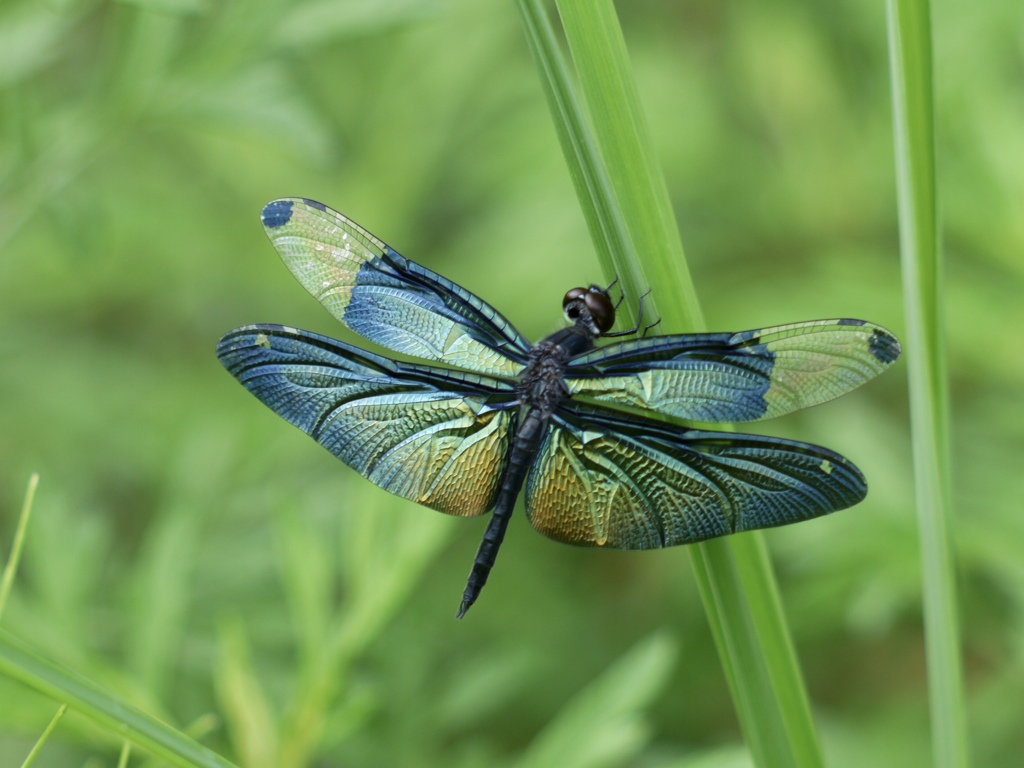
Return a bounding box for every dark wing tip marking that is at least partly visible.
[301,198,328,212]
[834,319,900,365]
[869,328,902,365]
[262,199,295,229]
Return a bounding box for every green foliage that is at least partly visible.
[0,0,1019,766]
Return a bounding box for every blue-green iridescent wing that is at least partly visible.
[217,324,518,517]
[524,402,866,549]
[260,198,530,378]
[565,319,901,422]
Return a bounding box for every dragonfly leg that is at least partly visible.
[641,316,663,338]
[604,276,626,310]
[604,288,654,338]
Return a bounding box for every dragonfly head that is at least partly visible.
[563,285,615,337]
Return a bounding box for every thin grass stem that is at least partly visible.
[19,704,66,768]
[0,473,39,622]
[886,1,970,765]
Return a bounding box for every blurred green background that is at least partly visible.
[1,0,1021,766]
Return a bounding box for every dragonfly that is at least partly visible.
[217,198,901,618]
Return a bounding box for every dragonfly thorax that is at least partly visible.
[517,335,578,413]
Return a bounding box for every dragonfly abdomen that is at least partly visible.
[457,407,548,618]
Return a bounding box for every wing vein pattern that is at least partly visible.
[217,325,518,517]
[566,319,901,422]
[262,198,531,378]
[524,402,867,549]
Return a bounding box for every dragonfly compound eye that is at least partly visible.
[583,290,616,334]
[562,287,588,308]
[563,287,587,323]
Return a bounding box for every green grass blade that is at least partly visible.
[521,0,701,330]
[117,740,132,768]
[885,1,970,766]
[520,1,823,764]
[0,473,39,621]
[552,0,702,332]
[215,618,278,768]
[276,491,450,767]
[515,0,632,275]
[0,629,238,768]
[518,632,677,768]
[20,704,66,768]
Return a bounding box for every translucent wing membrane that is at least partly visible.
[524,402,866,549]
[217,325,518,517]
[261,198,531,378]
[566,319,901,422]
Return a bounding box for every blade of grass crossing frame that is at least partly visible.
[19,704,66,768]
[519,1,823,765]
[553,0,702,332]
[0,473,39,621]
[515,0,633,281]
[0,628,239,768]
[886,1,970,766]
[118,741,132,768]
